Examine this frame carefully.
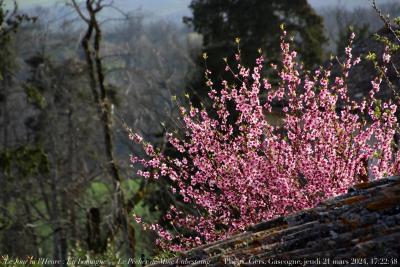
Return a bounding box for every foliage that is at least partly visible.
[184,0,326,108]
[374,30,400,54]
[68,240,123,266]
[0,1,194,258]
[0,0,35,79]
[0,0,34,36]
[185,0,326,67]
[130,29,400,251]
[0,146,49,178]
[24,84,47,109]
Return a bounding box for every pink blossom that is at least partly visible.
[130,30,400,251]
[383,46,391,63]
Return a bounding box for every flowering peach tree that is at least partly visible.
[129,30,399,251]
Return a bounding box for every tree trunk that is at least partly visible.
[73,0,136,263]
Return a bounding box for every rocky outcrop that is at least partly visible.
[148,177,400,266]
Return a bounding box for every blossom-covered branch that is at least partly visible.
[129,29,399,251]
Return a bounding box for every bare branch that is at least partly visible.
[372,0,400,44]
[69,0,90,24]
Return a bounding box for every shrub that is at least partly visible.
[129,29,399,251]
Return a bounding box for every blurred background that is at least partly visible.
[0,0,399,265]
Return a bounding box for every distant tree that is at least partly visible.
[319,1,400,55]
[70,0,136,262]
[0,3,107,261]
[0,0,35,149]
[0,1,39,257]
[104,15,201,257]
[184,0,326,106]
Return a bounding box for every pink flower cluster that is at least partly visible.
[129,31,399,251]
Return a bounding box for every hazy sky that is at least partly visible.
[8,0,396,21]
[308,0,391,9]
[12,0,394,8]
[10,0,191,18]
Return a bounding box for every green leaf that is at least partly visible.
[374,105,381,118]
[365,52,377,62]
[24,84,46,108]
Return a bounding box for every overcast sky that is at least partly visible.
[8,0,396,22]
[12,0,394,8]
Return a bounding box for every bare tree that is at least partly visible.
[317,1,400,54]
[70,0,136,261]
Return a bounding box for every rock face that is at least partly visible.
[148,177,400,266]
